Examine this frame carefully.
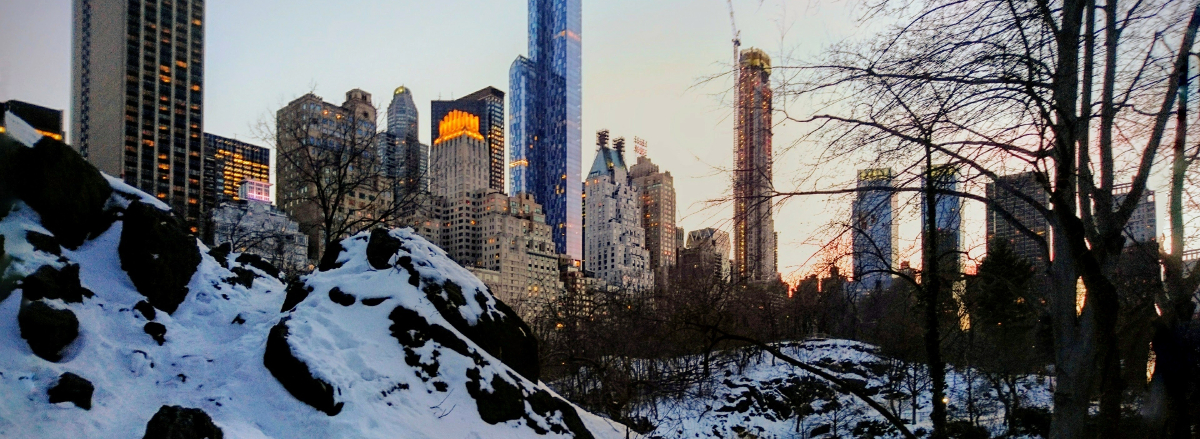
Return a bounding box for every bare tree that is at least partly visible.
[265,91,425,263]
[743,1,1200,436]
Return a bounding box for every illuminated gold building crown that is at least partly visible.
[434,110,484,144]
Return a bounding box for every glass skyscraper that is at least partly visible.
[922,164,962,276]
[383,87,429,200]
[852,168,898,292]
[510,0,583,259]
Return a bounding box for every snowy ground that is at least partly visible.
[630,339,1053,439]
[0,179,628,438]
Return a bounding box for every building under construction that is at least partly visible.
[732,48,778,283]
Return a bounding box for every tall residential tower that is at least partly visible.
[584,131,653,291]
[510,0,583,259]
[382,87,429,203]
[732,48,777,283]
[72,0,206,226]
[985,172,1051,270]
[852,168,898,291]
[629,153,677,289]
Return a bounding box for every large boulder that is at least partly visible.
[118,201,201,314]
[0,135,112,249]
[263,319,343,416]
[18,300,79,362]
[142,405,224,439]
[48,372,94,410]
[422,279,540,381]
[20,264,94,304]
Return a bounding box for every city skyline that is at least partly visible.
[6,0,1182,282]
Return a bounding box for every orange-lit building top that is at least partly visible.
[434,110,485,144]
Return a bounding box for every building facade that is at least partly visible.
[1114,183,1157,245]
[985,171,1051,269]
[202,134,270,213]
[381,86,428,205]
[629,154,677,289]
[276,90,387,260]
[678,228,731,283]
[509,0,583,260]
[922,164,962,276]
[430,110,491,199]
[584,131,653,292]
[72,0,206,226]
[733,48,777,283]
[209,181,309,274]
[852,168,898,291]
[409,190,564,319]
[432,87,505,193]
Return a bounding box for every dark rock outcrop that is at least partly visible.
[20,264,94,304]
[142,405,224,439]
[317,239,345,272]
[263,319,343,416]
[422,280,540,381]
[48,372,94,410]
[0,136,113,249]
[280,278,311,313]
[207,243,232,267]
[25,231,61,256]
[464,370,593,438]
[134,300,157,321]
[118,201,201,314]
[18,301,79,362]
[328,287,355,306]
[234,252,280,278]
[365,229,401,270]
[144,322,167,345]
[229,267,256,289]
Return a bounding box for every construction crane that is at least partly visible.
[726,0,741,69]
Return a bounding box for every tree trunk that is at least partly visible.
[922,143,948,438]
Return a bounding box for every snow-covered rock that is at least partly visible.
[0,132,628,438]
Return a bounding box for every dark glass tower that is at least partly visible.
[510,0,583,259]
[383,87,429,201]
[431,87,505,192]
[922,164,962,277]
[852,168,898,291]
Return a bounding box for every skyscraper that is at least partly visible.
[629,154,677,289]
[732,48,777,283]
[1114,183,1157,245]
[432,87,505,193]
[986,172,1050,269]
[584,131,653,291]
[430,110,490,199]
[922,164,962,276]
[679,228,732,282]
[382,87,428,202]
[202,134,270,213]
[852,168,898,291]
[510,0,583,259]
[72,0,206,226]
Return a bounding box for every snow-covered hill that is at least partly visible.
[0,130,628,438]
